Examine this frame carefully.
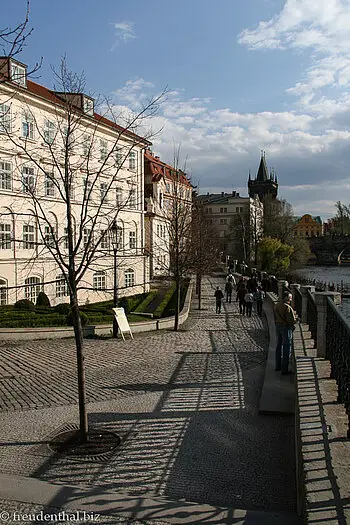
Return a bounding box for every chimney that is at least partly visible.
[232,191,236,196]
[155,156,160,160]
[221,192,224,196]
[236,192,239,197]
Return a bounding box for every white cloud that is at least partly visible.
[112,21,136,47]
[111,61,350,219]
[238,0,350,104]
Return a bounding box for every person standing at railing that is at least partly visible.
[274,291,298,375]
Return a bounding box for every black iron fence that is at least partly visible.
[325,298,350,439]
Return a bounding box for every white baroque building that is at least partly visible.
[0,57,150,306]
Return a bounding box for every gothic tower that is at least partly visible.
[248,151,278,201]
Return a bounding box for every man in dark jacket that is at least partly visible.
[214,286,224,313]
[274,292,298,374]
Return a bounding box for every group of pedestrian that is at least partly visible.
[214,271,299,376]
[214,272,266,316]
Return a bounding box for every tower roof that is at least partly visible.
[256,155,269,182]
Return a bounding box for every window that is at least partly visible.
[116,187,123,205]
[220,207,227,213]
[207,207,212,214]
[24,277,41,302]
[100,182,108,203]
[0,104,11,133]
[129,231,136,249]
[21,111,34,139]
[159,192,163,209]
[100,230,109,250]
[129,151,137,170]
[23,224,35,249]
[82,134,91,157]
[236,206,243,213]
[0,278,7,305]
[44,120,55,144]
[83,228,91,247]
[93,272,106,291]
[115,147,123,167]
[116,226,123,250]
[22,167,35,193]
[11,62,26,86]
[124,269,135,288]
[45,173,55,197]
[83,97,94,115]
[55,274,69,297]
[0,223,11,249]
[129,188,136,208]
[83,178,92,198]
[0,161,11,190]
[44,226,56,248]
[100,139,108,161]
[64,227,69,249]
[219,231,225,238]
[165,183,170,192]
[220,218,227,225]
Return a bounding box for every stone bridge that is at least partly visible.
[308,236,350,264]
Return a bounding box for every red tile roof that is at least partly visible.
[144,150,192,187]
[14,79,151,144]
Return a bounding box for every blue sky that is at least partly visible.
[3,0,350,219]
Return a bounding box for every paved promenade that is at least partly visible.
[0,277,299,524]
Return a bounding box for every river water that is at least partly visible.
[291,265,350,321]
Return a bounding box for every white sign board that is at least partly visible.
[112,307,133,340]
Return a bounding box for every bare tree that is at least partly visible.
[191,198,219,309]
[0,58,165,440]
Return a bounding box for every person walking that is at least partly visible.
[225,280,233,303]
[226,273,236,287]
[214,286,224,313]
[255,286,265,316]
[244,290,254,317]
[274,291,298,375]
[237,284,247,314]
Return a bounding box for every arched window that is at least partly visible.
[124,269,135,288]
[0,278,8,305]
[24,277,41,303]
[55,274,69,297]
[93,271,106,291]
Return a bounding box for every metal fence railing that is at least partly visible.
[325,297,350,438]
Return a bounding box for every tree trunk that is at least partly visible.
[70,294,88,442]
[197,273,202,310]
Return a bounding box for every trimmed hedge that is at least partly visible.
[153,284,176,319]
[134,291,157,313]
[14,299,35,311]
[36,292,51,308]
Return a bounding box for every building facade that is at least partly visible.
[196,191,263,263]
[294,214,323,238]
[0,57,150,306]
[144,150,192,278]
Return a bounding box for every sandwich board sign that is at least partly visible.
[112,307,133,340]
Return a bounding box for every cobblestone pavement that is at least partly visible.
[0,277,297,518]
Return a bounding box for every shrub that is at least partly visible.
[54,303,71,315]
[36,292,51,308]
[66,310,88,327]
[14,299,35,311]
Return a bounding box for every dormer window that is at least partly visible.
[83,96,94,115]
[10,60,27,87]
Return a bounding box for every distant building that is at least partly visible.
[195,191,263,263]
[248,152,278,201]
[294,214,323,237]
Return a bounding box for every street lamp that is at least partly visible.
[110,220,119,338]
